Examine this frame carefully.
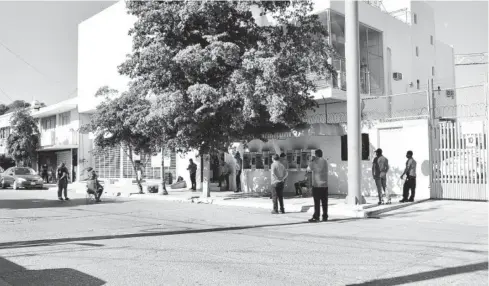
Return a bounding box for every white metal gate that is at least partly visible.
[431,120,488,200]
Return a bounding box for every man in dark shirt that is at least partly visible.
[57,163,69,201]
[187,159,197,191]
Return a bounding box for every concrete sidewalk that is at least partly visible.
[62,182,429,218]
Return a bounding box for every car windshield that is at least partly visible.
[14,168,36,175]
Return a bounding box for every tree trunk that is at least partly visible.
[160,146,168,195]
[127,146,144,194]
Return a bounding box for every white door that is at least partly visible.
[378,127,405,195]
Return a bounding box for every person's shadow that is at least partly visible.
[0,256,106,285]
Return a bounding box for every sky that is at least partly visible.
[0,0,487,106]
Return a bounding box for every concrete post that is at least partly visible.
[345,0,364,205]
[202,154,211,197]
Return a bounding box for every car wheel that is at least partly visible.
[0,179,5,189]
[13,181,18,190]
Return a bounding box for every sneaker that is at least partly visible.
[399,199,407,203]
[271,210,279,214]
[58,197,64,201]
[280,210,285,214]
[322,217,328,222]
[64,198,70,201]
[408,198,414,202]
[308,218,319,223]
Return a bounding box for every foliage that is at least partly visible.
[0,100,46,116]
[0,154,16,171]
[6,108,40,167]
[119,0,334,155]
[80,85,159,193]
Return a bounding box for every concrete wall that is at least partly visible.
[239,119,431,199]
[77,1,134,113]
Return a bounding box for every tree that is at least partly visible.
[0,104,9,116]
[80,86,159,194]
[8,100,31,111]
[6,109,40,167]
[118,0,335,155]
[0,154,16,171]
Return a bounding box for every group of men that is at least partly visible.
[271,149,329,223]
[372,149,417,205]
[187,152,243,193]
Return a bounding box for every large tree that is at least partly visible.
[80,86,159,194]
[118,0,334,155]
[6,108,40,167]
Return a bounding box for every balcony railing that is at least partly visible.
[308,59,383,97]
[40,130,78,147]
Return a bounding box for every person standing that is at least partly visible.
[372,148,390,205]
[400,150,417,202]
[41,164,48,183]
[218,161,230,191]
[307,149,329,222]
[56,163,69,201]
[234,152,242,193]
[187,159,197,191]
[271,154,288,214]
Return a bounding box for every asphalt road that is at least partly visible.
[0,190,487,286]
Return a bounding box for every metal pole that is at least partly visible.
[346,0,363,205]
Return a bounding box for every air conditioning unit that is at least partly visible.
[446,89,455,98]
[393,72,403,81]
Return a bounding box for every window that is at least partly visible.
[432,66,435,76]
[340,134,370,161]
[41,116,56,131]
[0,127,9,139]
[417,80,420,89]
[430,35,434,45]
[416,46,419,57]
[413,13,417,24]
[59,111,71,126]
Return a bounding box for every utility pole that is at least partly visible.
[345,0,364,205]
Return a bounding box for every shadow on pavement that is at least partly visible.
[0,198,124,210]
[346,261,488,286]
[0,218,360,250]
[374,206,440,218]
[0,256,105,286]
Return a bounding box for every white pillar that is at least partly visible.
[346,0,364,205]
[202,154,211,197]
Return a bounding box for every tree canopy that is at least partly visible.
[0,100,46,116]
[119,0,334,154]
[80,86,160,193]
[6,108,40,167]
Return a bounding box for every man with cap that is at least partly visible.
[372,148,390,205]
[271,154,288,214]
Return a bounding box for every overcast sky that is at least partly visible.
[0,1,487,106]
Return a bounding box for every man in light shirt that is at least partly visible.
[372,148,390,205]
[271,154,288,214]
[400,150,417,203]
[307,149,329,222]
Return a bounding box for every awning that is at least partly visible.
[37,145,78,152]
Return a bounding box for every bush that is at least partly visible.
[0,154,15,171]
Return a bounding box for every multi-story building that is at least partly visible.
[77,0,456,197]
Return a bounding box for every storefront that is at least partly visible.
[37,148,77,183]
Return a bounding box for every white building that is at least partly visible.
[76,0,456,198]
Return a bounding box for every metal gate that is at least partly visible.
[431,120,488,200]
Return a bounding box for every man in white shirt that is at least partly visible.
[400,150,417,202]
[271,154,288,214]
[307,149,329,222]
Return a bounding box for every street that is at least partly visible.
[0,190,487,286]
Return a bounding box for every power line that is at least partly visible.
[0,85,13,103]
[0,40,64,85]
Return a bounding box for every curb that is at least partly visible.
[365,198,431,217]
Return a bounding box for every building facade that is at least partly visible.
[75,0,456,197]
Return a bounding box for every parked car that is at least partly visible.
[436,153,487,182]
[0,167,44,190]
